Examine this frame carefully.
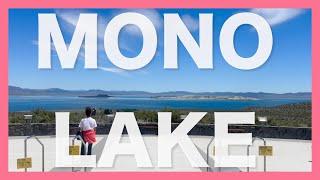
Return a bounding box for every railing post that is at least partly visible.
[71,135,87,172]
[24,136,45,172]
[247,137,267,172]
[24,138,27,172]
[263,139,267,172]
[206,136,215,172]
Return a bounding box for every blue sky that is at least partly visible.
[9,8,311,93]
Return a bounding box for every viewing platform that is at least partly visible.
[9,135,311,172]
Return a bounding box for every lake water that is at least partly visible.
[8,96,310,112]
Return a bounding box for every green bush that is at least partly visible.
[9,102,311,127]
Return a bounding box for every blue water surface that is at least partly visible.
[9,96,310,112]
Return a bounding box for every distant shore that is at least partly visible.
[76,94,260,100]
[9,95,311,112]
[152,95,259,100]
[9,85,311,100]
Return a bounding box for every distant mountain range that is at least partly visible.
[9,86,311,100]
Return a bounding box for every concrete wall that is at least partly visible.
[9,123,311,140]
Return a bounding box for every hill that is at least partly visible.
[9,86,311,100]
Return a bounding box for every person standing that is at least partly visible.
[79,107,97,155]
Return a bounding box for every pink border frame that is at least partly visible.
[0,0,319,179]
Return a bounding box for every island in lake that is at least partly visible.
[78,94,111,98]
[152,95,259,100]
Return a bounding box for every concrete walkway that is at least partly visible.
[9,135,312,172]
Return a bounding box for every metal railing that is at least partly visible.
[246,137,267,172]
[206,136,268,172]
[24,135,44,172]
[206,136,221,172]
[71,135,87,172]
[206,136,214,172]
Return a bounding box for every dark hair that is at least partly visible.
[85,107,92,117]
[91,108,96,116]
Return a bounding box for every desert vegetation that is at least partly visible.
[9,102,311,127]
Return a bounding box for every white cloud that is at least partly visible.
[129,9,162,29]
[98,66,149,76]
[98,67,125,73]
[56,12,77,26]
[37,10,154,75]
[55,9,87,28]
[119,11,200,34]
[250,8,305,26]
[55,10,107,40]
[181,14,199,32]
[114,9,162,35]
[98,67,130,77]
[56,10,139,54]
[31,40,39,46]
[33,39,130,76]
[32,40,86,59]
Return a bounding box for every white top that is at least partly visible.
[79,117,97,131]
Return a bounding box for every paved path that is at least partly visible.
[9,135,312,172]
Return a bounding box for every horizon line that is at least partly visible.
[8,85,312,94]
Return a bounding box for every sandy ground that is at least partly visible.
[9,135,312,172]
